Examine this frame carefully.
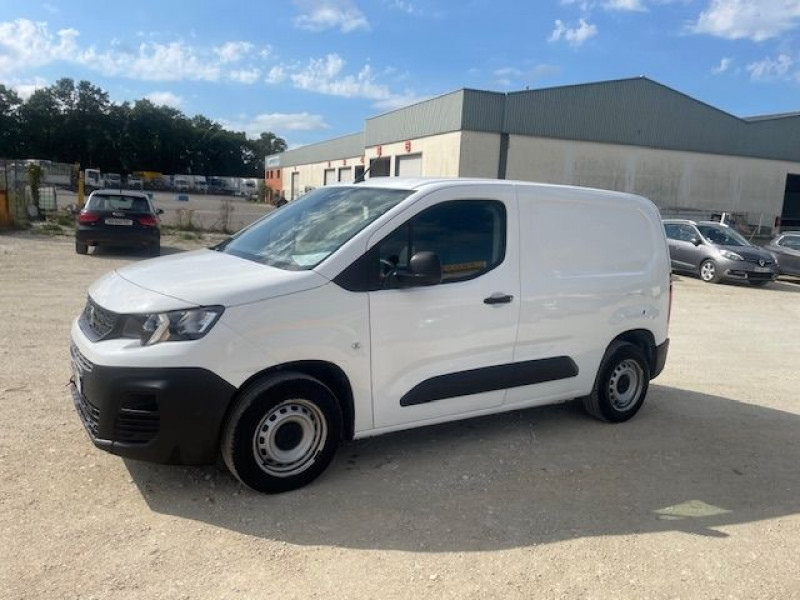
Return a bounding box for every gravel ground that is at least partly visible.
[1,232,799,600]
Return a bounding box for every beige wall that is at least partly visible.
[459,131,502,178]
[277,132,464,198]
[505,135,800,220]
[364,131,462,178]
[280,155,363,199]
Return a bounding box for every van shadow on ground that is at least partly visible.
[127,386,799,552]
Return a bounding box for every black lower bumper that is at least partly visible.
[70,356,236,465]
[651,339,669,379]
[76,227,159,247]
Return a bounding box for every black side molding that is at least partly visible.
[400,357,579,407]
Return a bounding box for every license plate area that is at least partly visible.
[105,218,133,226]
[753,266,771,273]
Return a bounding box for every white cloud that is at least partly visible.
[604,0,647,10]
[2,76,48,100]
[0,19,272,84]
[549,18,598,46]
[746,53,795,80]
[494,66,523,87]
[384,0,419,15]
[0,19,79,75]
[79,41,222,81]
[293,0,370,32]
[712,56,733,74]
[266,65,287,84]
[221,112,330,138]
[691,0,800,41]
[229,68,261,84]
[144,91,184,108]
[214,41,254,63]
[290,54,391,100]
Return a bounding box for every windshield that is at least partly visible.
[219,186,412,270]
[697,224,750,247]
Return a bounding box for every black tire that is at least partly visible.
[148,241,161,257]
[583,341,651,423]
[222,373,342,493]
[699,259,721,283]
[75,241,88,255]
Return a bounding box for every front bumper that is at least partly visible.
[70,343,235,464]
[717,258,777,282]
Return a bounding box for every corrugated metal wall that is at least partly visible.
[364,91,465,147]
[503,78,800,162]
[272,77,800,167]
[277,132,364,168]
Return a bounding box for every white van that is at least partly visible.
[69,178,671,493]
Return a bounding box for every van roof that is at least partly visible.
[353,177,644,200]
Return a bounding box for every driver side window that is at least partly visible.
[377,199,507,287]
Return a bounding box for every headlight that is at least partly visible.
[719,250,744,261]
[121,306,224,346]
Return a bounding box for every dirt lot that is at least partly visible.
[1,232,799,600]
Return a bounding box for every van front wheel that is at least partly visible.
[222,373,342,493]
[583,341,650,423]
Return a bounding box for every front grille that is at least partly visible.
[71,384,100,439]
[70,342,93,374]
[114,410,160,444]
[79,297,119,341]
[114,393,160,444]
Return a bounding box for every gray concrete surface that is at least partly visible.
[0,232,798,599]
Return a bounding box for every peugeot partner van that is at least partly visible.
[69,178,671,493]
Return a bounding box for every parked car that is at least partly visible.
[69,179,671,493]
[662,219,777,285]
[765,232,800,276]
[76,189,163,256]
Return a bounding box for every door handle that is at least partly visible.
[484,293,514,305]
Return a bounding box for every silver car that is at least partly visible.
[764,232,800,277]
[662,220,778,286]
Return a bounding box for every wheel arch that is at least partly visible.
[228,361,356,442]
[609,329,657,375]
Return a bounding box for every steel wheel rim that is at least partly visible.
[701,261,715,281]
[252,399,327,478]
[607,359,644,411]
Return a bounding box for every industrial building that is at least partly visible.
[266,77,800,231]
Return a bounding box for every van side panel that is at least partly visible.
[506,185,670,409]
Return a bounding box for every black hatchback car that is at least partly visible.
[76,190,162,256]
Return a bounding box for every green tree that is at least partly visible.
[0,84,22,157]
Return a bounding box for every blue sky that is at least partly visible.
[1,1,800,148]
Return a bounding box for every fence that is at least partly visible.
[659,206,777,241]
[0,159,63,227]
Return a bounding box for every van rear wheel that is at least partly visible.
[222,373,342,493]
[583,341,650,423]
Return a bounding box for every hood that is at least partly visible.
[109,249,330,308]
[717,245,773,261]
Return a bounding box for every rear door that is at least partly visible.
[368,185,520,429]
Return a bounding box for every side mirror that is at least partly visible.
[690,236,701,246]
[394,251,442,288]
[156,208,164,215]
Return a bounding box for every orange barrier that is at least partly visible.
[0,191,10,226]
